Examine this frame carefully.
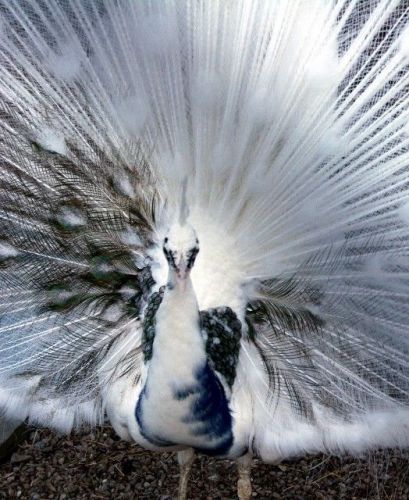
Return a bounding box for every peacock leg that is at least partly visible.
[236,452,252,500]
[177,448,195,500]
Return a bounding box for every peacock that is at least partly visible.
[1,0,409,498]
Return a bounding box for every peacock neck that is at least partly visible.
[135,269,233,454]
[152,271,204,369]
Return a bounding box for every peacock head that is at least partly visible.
[163,223,199,285]
[163,179,199,287]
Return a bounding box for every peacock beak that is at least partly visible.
[175,257,189,291]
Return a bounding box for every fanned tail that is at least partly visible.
[0,0,409,456]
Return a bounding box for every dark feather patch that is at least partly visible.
[200,307,242,388]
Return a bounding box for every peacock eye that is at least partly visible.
[186,247,199,268]
[162,246,176,268]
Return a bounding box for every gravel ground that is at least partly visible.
[0,427,408,499]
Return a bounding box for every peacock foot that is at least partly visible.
[177,448,195,500]
[237,452,252,500]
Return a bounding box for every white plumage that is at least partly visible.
[1,0,409,497]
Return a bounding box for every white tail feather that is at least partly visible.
[0,0,409,460]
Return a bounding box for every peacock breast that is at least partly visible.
[135,292,244,455]
[134,360,234,455]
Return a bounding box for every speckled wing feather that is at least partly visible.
[200,308,242,389]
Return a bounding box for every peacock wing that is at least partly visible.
[244,230,409,459]
[200,307,242,390]
[0,109,159,431]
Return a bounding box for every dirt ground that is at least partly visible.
[0,426,408,499]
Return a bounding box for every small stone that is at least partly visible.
[34,440,46,449]
[10,453,31,464]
